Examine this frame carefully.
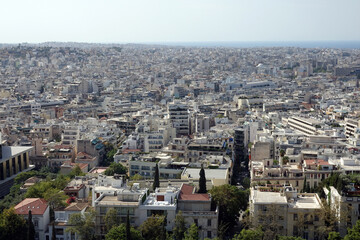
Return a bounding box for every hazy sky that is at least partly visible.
[1,0,360,43]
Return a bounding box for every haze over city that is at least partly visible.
[1,0,360,43]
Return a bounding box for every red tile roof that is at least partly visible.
[304,159,330,166]
[122,149,141,154]
[62,161,88,170]
[77,152,92,158]
[178,184,210,201]
[64,202,88,211]
[14,198,48,215]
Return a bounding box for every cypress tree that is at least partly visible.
[27,210,35,240]
[126,210,131,240]
[153,163,160,191]
[303,176,307,193]
[51,221,56,240]
[198,165,207,193]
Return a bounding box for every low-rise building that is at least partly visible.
[178,184,218,239]
[14,198,50,240]
[250,186,323,240]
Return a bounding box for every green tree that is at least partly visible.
[139,215,165,240]
[276,236,305,240]
[25,181,52,198]
[104,162,127,176]
[153,163,160,191]
[14,171,40,185]
[0,208,27,240]
[104,208,121,231]
[242,177,251,189]
[198,166,207,193]
[27,210,35,240]
[126,210,131,240]
[317,199,339,239]
[328,232,341,240]
[255,204,284,240]
[303,176,307,193]
[51,221,56,240]
[66,210,96,240]
[68,165,85,178]
[184,224,199,240]
[232,227,264,240]
[210,184,249,227]
[282,156,289,165]
[173,211,186,240]
[159,214,167,240]
[130,174,144,181]
[344,219,360,240]
[44,188,68,220]
[280,149,285,157]
[105,224,143,240]
[103,143,117,166]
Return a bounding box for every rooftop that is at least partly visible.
[178,184,210,201]
[97,196,140,206]
[14,198,48,215]
[64,202,88,211]
[0,146,33,162]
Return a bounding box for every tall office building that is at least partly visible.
[0,133,34,198]
[232,127,248,184]
[168,102,190,137]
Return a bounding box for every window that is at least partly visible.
[55,228,64,235]
[207,231,212,238]
[261,205,267,212]
[100,207,107,215]
[34,219,39,227]
[294,214,298,221]
[194,219,198,226]
[293,226,298,235]
[208,219,211,227]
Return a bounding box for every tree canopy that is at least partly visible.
[105,224,143,240]
[104,208,121,231]
[184,223,199,240]
[104,162,127,176]
[153,163,160,191]
[210,184,249,227]
[139,215,165,240]
[0,208,27,240]
[173,211,186,240]
[66,210,96,240]
[198,166,207,194]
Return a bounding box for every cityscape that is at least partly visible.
[1,1,360,240]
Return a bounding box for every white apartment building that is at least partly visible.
[250,186,323,240]
[15,198,50,240]
[288,116,321,136]
[47,203,89,240]
[168,102,190,137]
[345,118,360,138]
[62,126,79,147]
